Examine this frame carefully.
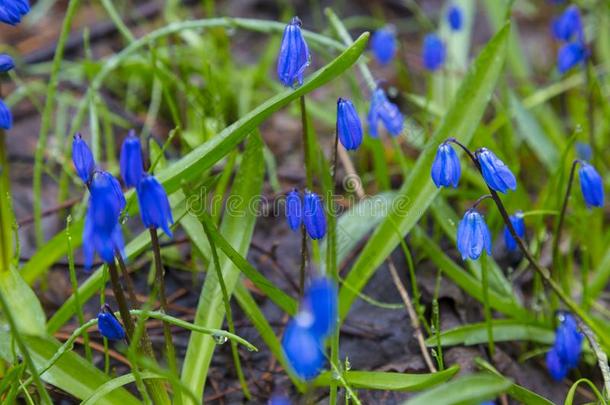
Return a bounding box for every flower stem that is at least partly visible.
[149,229,178,377]
[328,131,340,405]
[300,95,313,190]
[481,254,495,357]
[299,224,308,299]
[552,159,579,293]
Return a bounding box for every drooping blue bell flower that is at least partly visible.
[282,311,325,380]
[370,27,396,65]
[557,41,587,74]
[551,5,583,42]
[97,306,126,340]
[0,99,12,130]
[431,142,461,188]
[277,17,311,87]
[303,191,326,240]
[579,161,604,208]
[72,133,95,184]
[575,142,592,161]
[285,189,302,231]
[476,148,517,193]
[83,171,126,268]
[303,277,338,340]
[0,54,14,72]
[546,347,568,381]
[546,312,583,381]
[120,130,144,188]
[457,209,492,261]
[0,0,30,25]
[336,98,363,150]
[503,211,525,252]
[422,33,446,71]
[136,175,174,237]
[447,5,463,31]
[367,88,404,137]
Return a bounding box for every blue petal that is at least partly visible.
[277,17,310,87]
[546,348,568,381]
[447,5,463,31]
[579,162,604,208]
[558,42,587,74]
[286,189,302,231]
[136,176,174,237]
[282,314,325,380]
[0,99,12,130]
[97,311,126,340]
[72,133,95,184]
[370,27,396,65]
[120,130,144,188]
[337,98,363,150]
[303,277,338,339]
[303,192,326,240]
[422,34,446,71]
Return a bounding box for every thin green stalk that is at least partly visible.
[432,270,444,371]
[0,131,14,271]
[0,291,53,405]
[299,224,308,299]
[481,254,495,357]
[65,215,92,363]
[33,0,82,246]
[328,131,340,405]
[300,96,314,189]
[149,229,178,378]
[200,218,251,399]
[100,0,135,43]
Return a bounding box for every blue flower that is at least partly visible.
[303,191,326,240]
[431,142,461,188]
[578,161,604,208]
[370,27,396,65]
[269,394,291,405]
[336,98,363,150]
[72,134,95,184]
[546,313,583,381]
[575,142,592,161]
[285,189,302,231]
[551,6,583,42]
[457,209,492,261]
[422,33,446,71]
[0,0,30,25]
[303,277,337,340]
[97,306,126,341]
[503,211,525,252]
[120,130,144,188]
[557,41,587,74]
[0,54,14,72]
[0,99,12,130]
[282,311,325,380]
[136,175,173,237]
[367,88,403,137]
[476,148,517,193]
[447,5,463,31]
[277,17,310,87]
[83,171,125,268]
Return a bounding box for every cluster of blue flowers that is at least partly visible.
[551,5,587,74]
[545,312,583,381]
[286,189,327,240]
[0,1,30,129]
[71,131,173,268]
[282,277,338,380]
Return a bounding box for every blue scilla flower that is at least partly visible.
[285,189,302,231]
[422,33,446,71]
[579,161,604,208]
[367,88,403,137]
[370,27,396,65]
[551,5,583,42]
[277,17,310,87]
[431,142,461,188]
[303,277,338,340]
[0,54,14,72]
[0,99,12,130]
[97,306,126,341]
[120,130,144,188]
[546,313,583,381]
[546,347,568,381]
[83,171,125,268]
[447,5,463,31]
[72,134,95,184]
[0,0,30,25]
[282,310,325,380]
[476,148,517,193]
[136,175,173,237]
[503,211,525,252]
[336,98,363,150]
[575,142,592,161]
[457,209,492,261]
[557,41,587,74]
[303,191,326,240]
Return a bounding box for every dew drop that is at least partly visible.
[213,334,228,345]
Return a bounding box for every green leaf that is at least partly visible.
[338,23,510,322]
[426,320,553,347]
[180,134,264,401]
[314,366,459,392]
[20,31,370,286]
[402,373,512,405]
[0,266,46,336]
[564,378,606,405]
[0,334,140,404]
